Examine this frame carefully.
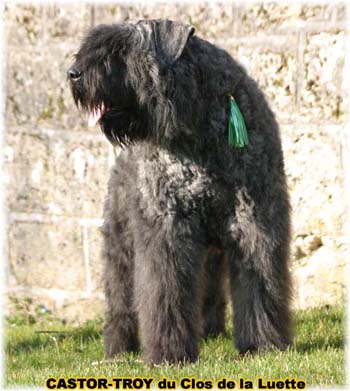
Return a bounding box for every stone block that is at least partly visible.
[87,226,104,292]
[6,290,104,323]
[43,5,92,42]
[5,4,92,45]
[292,240,346,309]
[61,297,104,323]
[234,2,344,36]
[47,132,110,218]
[299,3,338,22]
[293,234,323,260]
[5,130,110,218]
[92,3,237,40]
[4,5,45,45]
[282,125,345,238]
[5,131,50,213]
[235,3,302,36]
[334,3,347,22]
[300,32,345,123]
[6,42,87,130]
[223,38,297,124]
[8,220,85,290]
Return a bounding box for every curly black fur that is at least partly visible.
[69,19,292,365]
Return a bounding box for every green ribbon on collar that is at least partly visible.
[228,96,249,148]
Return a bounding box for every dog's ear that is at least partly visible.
[136,19,195,63]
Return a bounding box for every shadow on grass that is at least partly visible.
[293,305,345,353]
[7,321,103,355]
[296,335,344,353]
[7,305,345,357]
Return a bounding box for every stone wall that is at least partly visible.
[4,2,349,321]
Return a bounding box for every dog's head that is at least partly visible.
[68,19,197,147]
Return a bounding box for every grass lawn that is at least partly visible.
[5,303,346,388]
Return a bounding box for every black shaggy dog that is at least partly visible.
[69,19,292,365]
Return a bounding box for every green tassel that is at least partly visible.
[228,96,249,148]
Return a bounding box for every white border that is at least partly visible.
[343,1,350,390]
[1,0,7,390]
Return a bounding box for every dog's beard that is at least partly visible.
[70,80,146,148]
[99,107,147,148]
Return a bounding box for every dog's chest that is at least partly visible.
[135,149,216,216]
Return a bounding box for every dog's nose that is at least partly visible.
[68,67,82,80]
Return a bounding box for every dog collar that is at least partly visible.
[228,96,249,148]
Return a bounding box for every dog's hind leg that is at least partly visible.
[227,191,291,353]
[228,246,292,354]
[201,249,227,338]
[133,214,206,365]
[101,169,139,358]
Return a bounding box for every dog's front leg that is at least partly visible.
[132,212,206,365]
[102,179,139,357]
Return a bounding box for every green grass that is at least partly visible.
[5,304,346,388]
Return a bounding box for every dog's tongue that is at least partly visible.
[88,104,105,127]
